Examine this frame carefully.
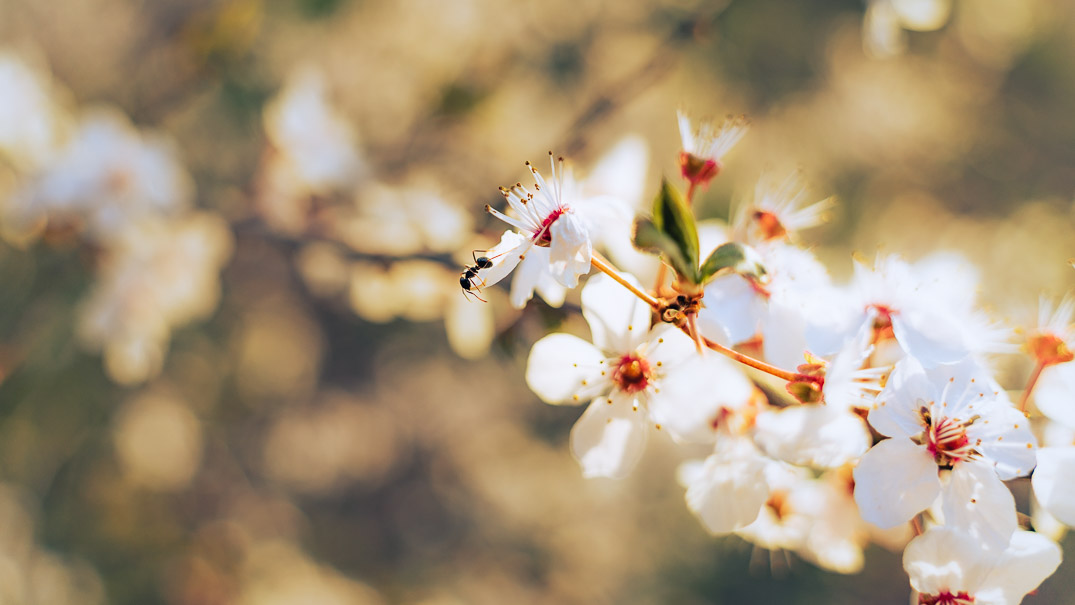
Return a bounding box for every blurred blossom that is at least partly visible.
[113,389,203,491]
[863,0,952,58]
[348,259,497,357]
[955,0,1049,68]
[77,212,233,384]
[262,392,402,493]
[235,300,324,404]
[237,540,384,605]
[0,486,103,605]
[295,241,352,298]
[335,182,472,256]
[7,108,194,243]
[0,51,70,171]
[258,66,365,234]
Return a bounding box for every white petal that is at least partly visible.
[479,230,528,287]
[1034,362,1075,430]
[509,250,548,309]
[979,529,1062,604]
[753,405,871,469]
[581,273,651,353]
[903,528,988,596]
[868,356,931,439]
[570,394,648,479]
[853,438,939,529]
[697,274,764,346]
[684,436,771,534]
[533,269,567,308]
[1032,446,1075,527]
[525,333,606,405]
[971,403,1037,480]
[891,311,969,367]
[647,351,753,443]
[942,461,1017,550]
[548,211,591,288]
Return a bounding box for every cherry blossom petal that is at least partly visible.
[853,437,939,529]
[581,273,651,353]
[890,310,968,367]
[970,404,1037,481]
[479,230,528,288]
[868,356,932,439]
[942,461,1017,550]
[510,250,550,308]
[754,405,870,469]
[1034,362,1075,430]
[647,352,753,443]
[1032,446,1075,527]
[525,333,606,405]
[547,211,591,288]
[903,527,989,597]
[978,529,1062,604]
[697,274,763,346]
[684,436,771,534]
[570,394,648,479]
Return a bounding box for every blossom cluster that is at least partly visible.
[462,111,1070,603]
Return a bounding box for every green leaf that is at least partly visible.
[651,179,700,277]
[698,242,769,285]
[632,217,696,282]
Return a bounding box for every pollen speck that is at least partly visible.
[970,498,977,504]
[581,380,587,385]
[655,424,662,430]
[658,338,664,343]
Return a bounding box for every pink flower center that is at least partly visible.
[678,151,720,186]
[533,207,566,246]
[920,407,977,467]
[919,591,974,605]
[612,353,652,394]
[868,304,897,344]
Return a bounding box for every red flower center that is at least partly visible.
[533,207,566,246]
[612,353,652,394]
[678,151,720,186]
[920,407,976,467]
[919,590,974,605]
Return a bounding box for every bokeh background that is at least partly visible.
[1,0,1075,603]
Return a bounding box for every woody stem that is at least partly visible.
[697,333,800,382]
[591,253,804,384]
[590,254,660,310]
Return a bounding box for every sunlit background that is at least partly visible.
[1,0,1075,603]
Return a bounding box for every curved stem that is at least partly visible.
[590,252,803,384]
[590,253,660,309]
[697,333,799,383]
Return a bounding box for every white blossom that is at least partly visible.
[854,357,1036,547]
[480,154,593,307]
[904,527,1059,605]
[526,274,753,477]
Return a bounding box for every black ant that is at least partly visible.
[460,250,494,302]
